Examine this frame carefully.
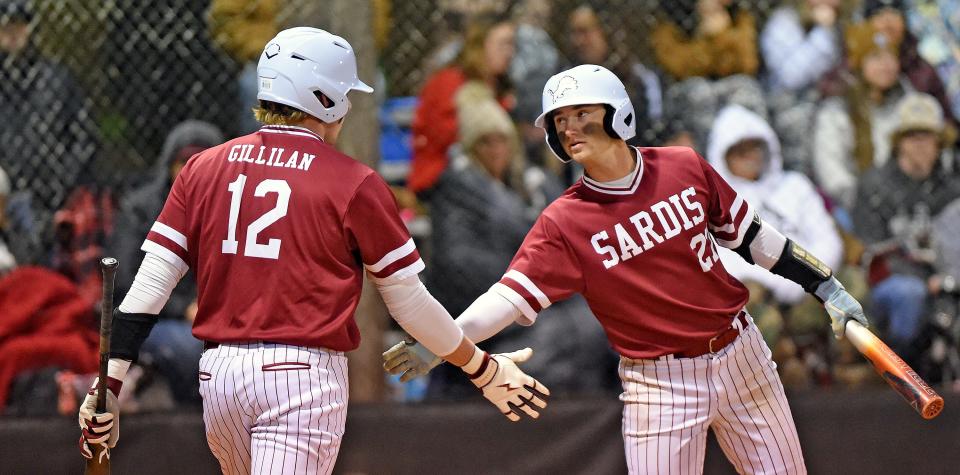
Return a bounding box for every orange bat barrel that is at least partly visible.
[845,321,944,419]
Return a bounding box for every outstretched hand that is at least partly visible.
[382,337,442,382]
[470,348,551,422]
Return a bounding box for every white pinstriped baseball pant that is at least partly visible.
[198,342,348,475]
[619,314,806,474]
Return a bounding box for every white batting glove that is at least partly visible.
[382,337,443,382]
[78,377,122,459]
[465,348,550,422]
[815,276,870,339]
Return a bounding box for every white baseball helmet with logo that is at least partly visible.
[534,64,635,162]
[257,27,373,123]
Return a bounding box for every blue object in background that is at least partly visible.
[379,96,418,184]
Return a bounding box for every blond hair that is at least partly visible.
[252,101,310,125]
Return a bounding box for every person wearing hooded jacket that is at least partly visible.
[707,104,845,386]
[708,104,843,307]
[108,120,224,405]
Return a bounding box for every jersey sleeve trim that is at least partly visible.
[365,238,416,273]
[140,240,189,275]
[709,196,754,248]
[503,270,551,309]
[368,258,425,284]
[491,282,537,325]
[150,222,188,251]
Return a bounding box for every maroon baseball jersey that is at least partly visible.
[142,125,423,351]
[493,147,753,359]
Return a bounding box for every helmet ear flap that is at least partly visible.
[545,114,573,163]
[602,104,618,139]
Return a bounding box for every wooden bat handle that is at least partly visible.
[845,320,944,419]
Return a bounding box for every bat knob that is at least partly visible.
[101,257,119,269]
[923,397,944,420]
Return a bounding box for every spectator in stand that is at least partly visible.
[0,0,97,247]
[856,0,957,129]
[109,120,224,406]
[408,13,516,196]
[208,0,280,135]
[709,104,843,310]
[565,5,664,146]
[813,25,910,215]
[651,0,766,152]
[853,93,960,363]
[428,83,531,322]
[509,0,561,164]
[762,0,844,94]
[906,0,960,122]
[707,104,844,387]
[761,0,845,173]
[426,82,611,398]
[652,0,759,81]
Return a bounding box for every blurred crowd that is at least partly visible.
[1,0,960,414]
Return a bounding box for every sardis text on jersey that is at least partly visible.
[227,144,316,171]
[591,187,708,270]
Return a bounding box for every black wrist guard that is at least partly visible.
[769,239,833,293]
[110,309,158,362]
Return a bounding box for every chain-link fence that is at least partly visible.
[2,0,959,408]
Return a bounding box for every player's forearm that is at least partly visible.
[107,252,184,367]
[118,252,186,314]
[375,274,465,358]
[733,214,833,293]
[455,291,521,344]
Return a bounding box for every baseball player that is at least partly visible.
[383,64,869,474]
[77,27,549,474]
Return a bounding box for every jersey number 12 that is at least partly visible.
[221,173,291,259]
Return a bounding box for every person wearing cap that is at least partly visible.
[78,27,550,473]
[387,64,872,473]
[852,92,960,364]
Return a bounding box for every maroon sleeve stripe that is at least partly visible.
[369,249,422,279]
[145,231,190,263]
[500,278,544,313]
[712,202,752,243]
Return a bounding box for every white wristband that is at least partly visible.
[461,346,486,375]
[107,359,131,382]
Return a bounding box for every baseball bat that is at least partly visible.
[845,320,944,419]
[85,257,118,475]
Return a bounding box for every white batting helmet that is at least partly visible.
[257,27,373,123]
[535,64,635,162]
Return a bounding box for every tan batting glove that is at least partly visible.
[382,336,443,382]
[464,348,550,422]
[78,377,121,459]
